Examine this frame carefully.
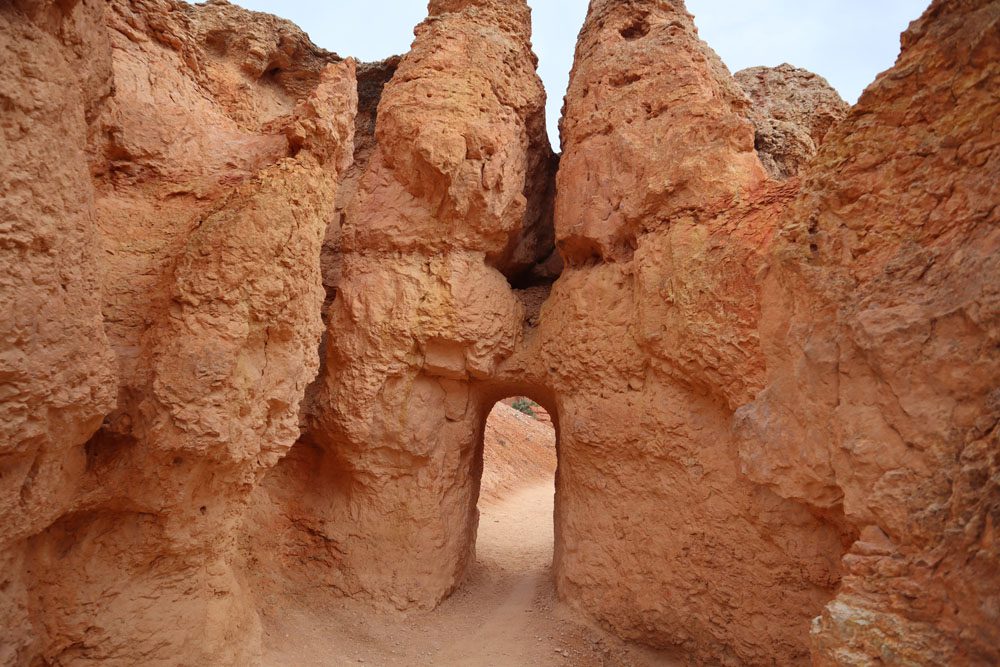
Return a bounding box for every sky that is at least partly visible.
[224,0,930,148]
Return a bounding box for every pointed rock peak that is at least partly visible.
[429,0,529,15]
[347,0,548,257]
[555,0,766,263]
[426,0,532,34]
[735,64,849,179]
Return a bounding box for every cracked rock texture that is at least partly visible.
[244,0,555,611]
[736,0,1000,662]
[528,2,848,662]
[1,0,997,665]
[0,2,118,661]
[735,63,849,179]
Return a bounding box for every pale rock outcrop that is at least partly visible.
[735,63,849,179]
[735,0,1000,662]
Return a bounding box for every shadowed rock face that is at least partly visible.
[2,0,997,664]
[735,63,849,179]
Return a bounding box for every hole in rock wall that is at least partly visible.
[472,395,557,575]
[620,15,651,40]
[512,285,553,329]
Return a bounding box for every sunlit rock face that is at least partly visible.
[1,0,996,664]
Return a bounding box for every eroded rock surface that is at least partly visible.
[2,0,356,663]
[525,2,850,662]
[556,0,765,264]
[0,2,118,661]
[736,63,849,179]
[736,0,1000,662]
[249,0,553,610]
[2,0,997,665]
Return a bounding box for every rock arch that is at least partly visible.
[1,0,997,665]
[270,4,855,664]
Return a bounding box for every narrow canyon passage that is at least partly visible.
[2,0,996,663]
[259,403,677,666]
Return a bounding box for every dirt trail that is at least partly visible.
[261,479,679,666]
[430,483,563,666]
[261,405,680,666]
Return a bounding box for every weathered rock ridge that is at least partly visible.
[735,63,849,179]
[1,0,996,665]
[737,1,1000,661]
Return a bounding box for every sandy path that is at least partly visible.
[430,483,558,665]
[262,481,678,666]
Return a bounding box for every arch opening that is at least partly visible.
[467,387,560,581]
[478,395,556,506]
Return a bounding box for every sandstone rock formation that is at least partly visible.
[2,0,997,665]
[2,0,356,663]
[735,63,849,179]
[1,2,118,661]
[527,2,848,662]
[262,0,555,610]
[735,0,1000,662]
[556,0,766,264]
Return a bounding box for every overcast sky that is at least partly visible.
[224,0,930,147]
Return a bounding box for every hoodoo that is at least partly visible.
[1,0,996,665]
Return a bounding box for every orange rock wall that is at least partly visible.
[512,3,850,661]
[737,0,1000,662]
[298,0,553,608]
[1,2,118,661]
[2,0,356,663]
